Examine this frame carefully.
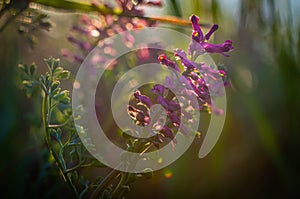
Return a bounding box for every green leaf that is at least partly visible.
[141,168,153,179]
[53,90,69,101]
[30,63,36,76]
[22,80,33,87]
[21,80,37,97]
[51,80,60,91]
[56,128,63,138]
[50,128,63,147]
[56,70,70,80]
[52,58,60,71]
[18,63,28,74]
[44,74,51,89]
[44,57,60,71]
[44,58,52,71]
[60,97,71,104]
[51,87,61,97]
[53,67,63,76]
[40,74,46,83]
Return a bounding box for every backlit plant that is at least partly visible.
[13,1,234,198]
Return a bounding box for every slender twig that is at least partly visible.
[42,92,78,197]
[112,172,128,198]
[0,1,11,19]
[90,168,121,199]
[48,117,71,128]
[139,143,153,156]
[0,6,26,31]
[65,163,92,174]
[28,0,209,27]
[112,139,151,199]
[1,0,210,32]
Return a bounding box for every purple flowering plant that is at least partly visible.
[13,0,233,198]
[127,15,233,146]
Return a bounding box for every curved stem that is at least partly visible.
[42,92,78,198]
[90,168,120,199]
[112,172,128,198]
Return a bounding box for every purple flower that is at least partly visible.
[157,95,180,112]
[134,90,153,107]
[160,126,176,142]
[158,54,180,72]
[168,100,181,112]
[174,49,197,70]
[190,15,204,42]
[64,0,160,64]
[202,40,233,57]
[169,112,181,126]
[151,84,165,96]
[127,105,150,126]
[67,36,92,52]
[189,15,233,58]
[125,14,234,150]
[157,95,169,110]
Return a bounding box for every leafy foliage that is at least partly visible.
[19,57,155,198]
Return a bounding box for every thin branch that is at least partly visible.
[29,0,209,27]
[48,117,71,128]
[42,91,78,197]
[90,168,121,199]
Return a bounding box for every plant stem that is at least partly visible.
[111,140,149,198]
[90,168,120,199]
[112,172,129,198]
[29,0,209,27]
[42,92,78,198]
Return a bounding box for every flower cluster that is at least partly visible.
[128,15,233,145]
[62,0,162,63]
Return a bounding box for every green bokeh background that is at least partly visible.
[0,0,299,198]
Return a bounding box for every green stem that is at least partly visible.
[90,168,120,199]
[0,5,26,31]
[112,172,128,198]
[42,92,78,198]
[112,140,148,198]
[48,117,71,128]
[29,0,209,27]
[30,0,113,14]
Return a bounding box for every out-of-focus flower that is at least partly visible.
[62,0,162,64]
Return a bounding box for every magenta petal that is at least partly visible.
[157,95,169,111]
[161,126,175,140]
[189,15,204,41]
[134,90,153,107]
[152,84,165,96]
[205,24,219,40]
[202,40,233,56]
[158,54,180,72]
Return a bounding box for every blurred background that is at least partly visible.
[0,0,300,198]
